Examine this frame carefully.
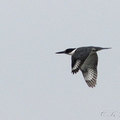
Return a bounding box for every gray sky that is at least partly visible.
[0,0,120,120]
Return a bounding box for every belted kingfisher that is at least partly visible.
[56,46,111,88]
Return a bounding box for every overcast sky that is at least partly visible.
[0,0,120,120]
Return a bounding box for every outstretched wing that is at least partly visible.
[81,52,98,88]
[71,48,90,74]
[71,58,81,74]
[82,67,97,87]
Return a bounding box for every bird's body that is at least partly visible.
[56,46,110,88]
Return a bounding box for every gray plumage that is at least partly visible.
[56,46,111,88]
[72,47,98,87]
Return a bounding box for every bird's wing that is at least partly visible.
[71,48,89,74]
[81,52,98,87]
[82,67,97,87]
[71,58,81,74]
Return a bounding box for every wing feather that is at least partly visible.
[81,52,98,88]
[72,59,81,74]
[82,68,97,87]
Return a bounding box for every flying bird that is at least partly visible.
[56,46,111,88]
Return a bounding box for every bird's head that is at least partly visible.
[56,48,76,55]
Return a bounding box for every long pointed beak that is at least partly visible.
[56,51,65,54]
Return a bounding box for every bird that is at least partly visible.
[56,46,111,88]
